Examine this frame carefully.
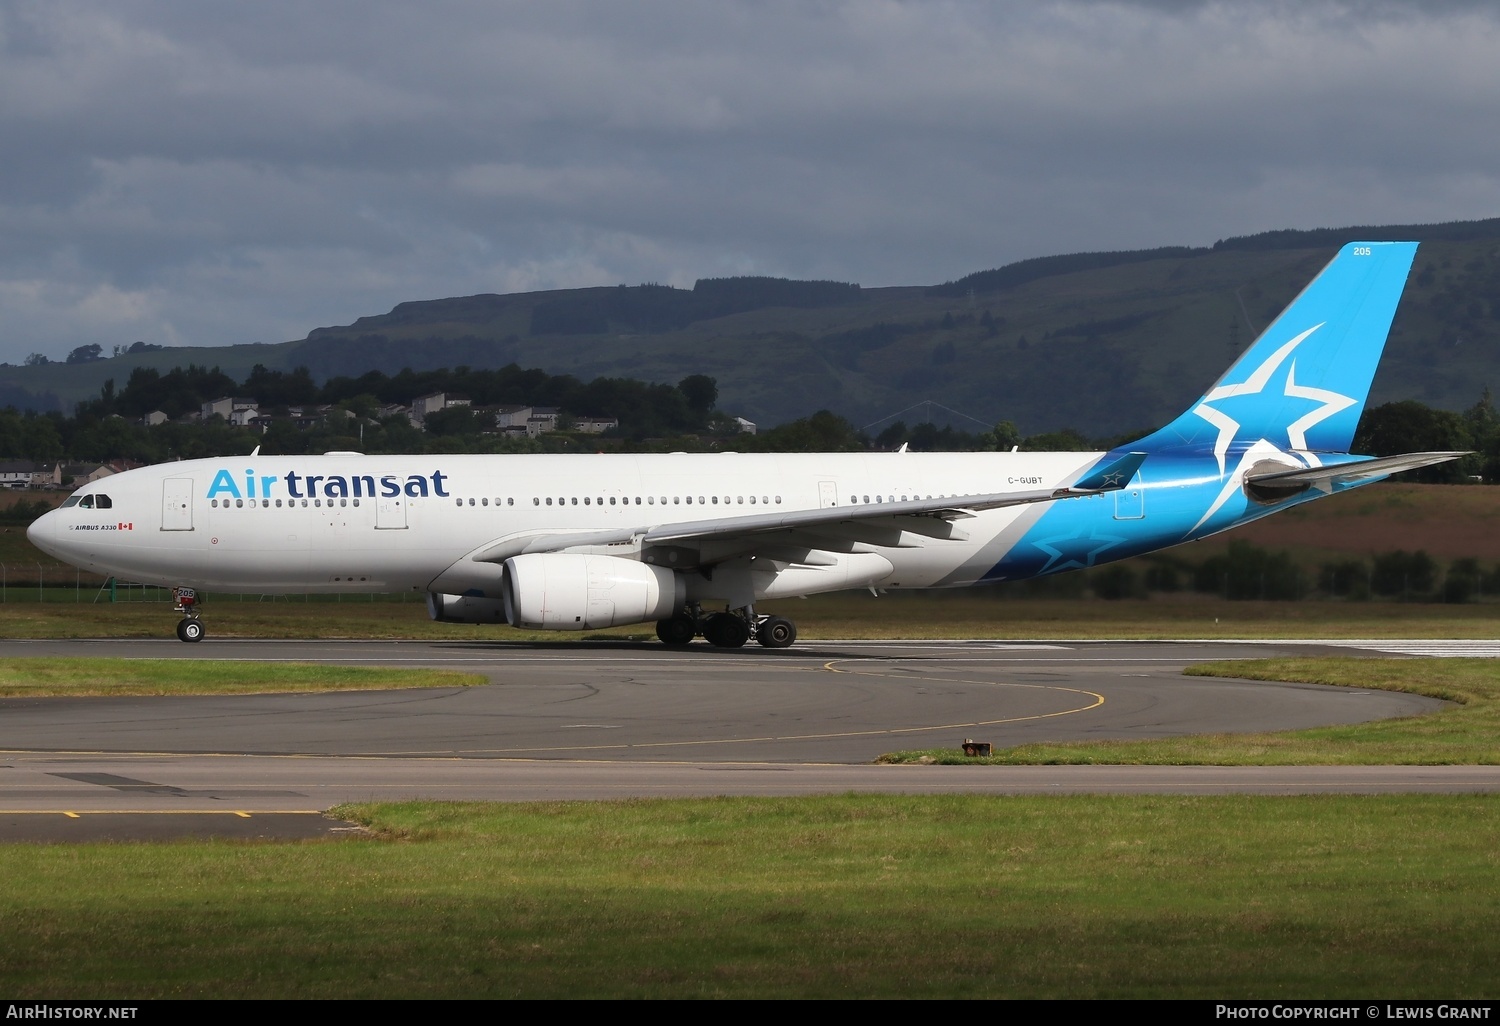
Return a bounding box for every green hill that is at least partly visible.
[6,219,1500,433]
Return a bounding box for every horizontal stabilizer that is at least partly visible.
[1245,451,1469,490]
[1071,452,1147,492]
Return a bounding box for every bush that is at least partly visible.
[1141,560,1181,593]
[1089,564,1140,600]
[1370,550,1438,600]
[1443,558,1483,604]
[1194,541,1306,600]
[0,499,52,524]
[1318,560,1370,600]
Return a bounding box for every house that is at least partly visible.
[201,396,257,420]
[0,460,36,489]
[410,392,471,426]
[284,405,349,429]
[734,417,757,435]
[493,405,533,429]
[573,417,620,435]
[60,463,116,486]
[525,407,561,437]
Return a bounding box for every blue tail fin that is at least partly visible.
[1130,241,1417,464]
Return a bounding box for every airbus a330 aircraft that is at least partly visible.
[29,241,1461,646]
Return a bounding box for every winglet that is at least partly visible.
[1070,451,1147,492]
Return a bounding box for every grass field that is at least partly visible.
[3,794,1497,998]
[0,658,483,697]
[882,657,1500,765]
[2,476,1496,997]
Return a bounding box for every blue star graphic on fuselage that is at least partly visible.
[1030,523,1131,575]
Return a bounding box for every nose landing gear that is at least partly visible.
[172,587,205,643]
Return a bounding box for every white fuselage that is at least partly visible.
[28,450,1104,600]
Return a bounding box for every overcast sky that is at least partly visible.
[2,0,1498,365]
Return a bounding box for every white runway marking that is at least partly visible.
[1315,640,1500,658]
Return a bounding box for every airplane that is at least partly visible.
[27,241,1463,646]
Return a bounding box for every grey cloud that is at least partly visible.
[0,0,1498,365]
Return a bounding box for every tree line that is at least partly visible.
[1031,541,1496,605]
[3,354,1500,475]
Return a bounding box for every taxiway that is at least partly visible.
[0,638,1490,839]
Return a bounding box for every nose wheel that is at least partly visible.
[172,587,205,643]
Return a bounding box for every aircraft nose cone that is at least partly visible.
[26,509,56,554]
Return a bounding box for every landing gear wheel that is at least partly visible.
[757,616,797,648]
[656,614,697,646]
[702,612,749,648]
[176,618,204,643]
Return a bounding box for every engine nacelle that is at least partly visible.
[503,553,684,630]
[427,592,508,624]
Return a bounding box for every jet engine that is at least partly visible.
[427,593,508,624]
[502,553,684,630]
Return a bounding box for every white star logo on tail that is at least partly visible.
[1188,322,1357,532]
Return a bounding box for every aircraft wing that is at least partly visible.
[470,451,1148,565]
[1244,451,1469,490]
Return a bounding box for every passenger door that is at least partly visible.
[161,478,194,531]
[376,495,408,530]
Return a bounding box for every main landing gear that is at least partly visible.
[655,605,798,649]
[172,587,205,643]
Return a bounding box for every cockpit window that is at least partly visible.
[96,494,112,509]
[60,495,81,508]
[78,495,94,509]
